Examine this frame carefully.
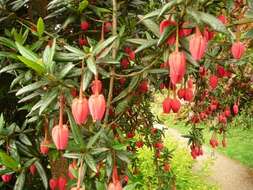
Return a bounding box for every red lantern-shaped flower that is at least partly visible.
[159,19,177,45]
[80,21,89,31]
[1,174,12,183]
[30,164,37,176]
[52,96,69,150]
[231,41,245,59]
[162,97,171,113]
[170,99,181,113]
[169,50,186,85]
[71,97,89,125]
[40,139,50,155]
[50,178,58,190]
[189,27,207,61]
[58,176,67,190]
[88,81,106,122]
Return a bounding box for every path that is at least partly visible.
[157,125,253,190]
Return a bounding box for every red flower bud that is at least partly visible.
[104,22,112,33]
[49,178,58,190]
[169,51,186,85]
[159,20,177,45]
[58,176,67,190]
[231,41,245,59]
[136,141,144,148]
[88,94,106,122]
[209,75,218,90]
[40,139,50,155]
[163,163,171,172]
[224,107,231,117]
[68,161,77,180]
[52,124,69,150]
[71,97,89,125]
[120,58,129,69]
[184,88,194,102]
[1,174,12,183]
[80,21,89,31]
[170,99,181,113]
[233,103,239,115]
[163,97,171,113]
[190,27,207,61]
[218,15,228,25]
[199,66,207,77]
[138,80,149,93]
[30,164,36,176]
[78,38,88,46]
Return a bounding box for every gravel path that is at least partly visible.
[161,125,253,190]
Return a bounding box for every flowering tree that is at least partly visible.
[0,0,252,189]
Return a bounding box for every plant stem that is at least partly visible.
[104,0,117,125]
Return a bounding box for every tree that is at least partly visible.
[0,0,252,189]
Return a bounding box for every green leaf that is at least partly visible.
[93,36,117,56]
[19,134,32,146]
[16,81,47,96]
[91,147,109,155]
[79,0,89,13]
[116,151,131,164]
[82,69,93,91]
[84,154,97,173]
[64,44,85,57]
[34,161,48,189]
[18,92,41,103]
[243,28,253,39]
[58,62,75,79]
[16,42,38,62]
[0,151,19,171]
[63,153,81,159]
[157,25,176,46]
[37,17,45,38]
[66,110,85,146]
[192,11,228,34]
[43,39,56,72]
[127,38,150,45]
[87,56,97,75]
[158,0,184,18]
[0,37,16,49]
[23,158,37,168]
[124,183,141,190]
[135,39,157,53]
[87,129,103,149]
[39,89,58,115]
[14,170,25,190]
[0,63,24,73]
[115,99,129,114]
[18,56,46,74]
[138,16,160,37]
[112,76,139,103]
[139,9,161,22]
[0,52,18,59]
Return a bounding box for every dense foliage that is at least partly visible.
[0,0,252,189]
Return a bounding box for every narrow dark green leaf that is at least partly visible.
[0,37,16,49]
[16,81,47,96]
[14,170,25,190]
[64,44,85,56]
[138,16,160,37]
[23,158,37,168]
[158,0,183,18]
[0,151,19,171]
[91,147,109,155]
[93,36,117,56]
[18,92,40,103]
[87,129,103,149]
[84,154,97,173]
[37,17,45,38]
[39,90,58,115]
[19,134,32,146]
[17,56,46,74]
[0,52,18,59]
[82,69,93,91]
[0,64,24,73]
[115,99,129,114]
[16,42,38,62]
[127,38,149,45]
[63,153,81,159]
[112,76,139,103]
[58,62,75,79]
[135,40,157,53]
[139,9,161,22]
[116,151,131,164]
[66,110,85,146]
[157,26,176,46]
[34,161,48,189]
[87,56,97,75]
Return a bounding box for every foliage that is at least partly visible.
[0,0,252,189]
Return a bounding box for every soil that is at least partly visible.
[160,125,253,190]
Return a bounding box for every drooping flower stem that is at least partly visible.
[176,23,179,52]
[79,59,85,99]
[104,0,117,125]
